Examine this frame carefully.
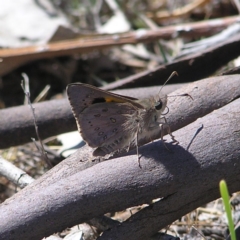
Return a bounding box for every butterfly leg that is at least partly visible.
[159,117,179,151]
[159,123,171,151]
[135,122,142,168]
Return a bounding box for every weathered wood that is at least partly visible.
[99,99,240,240]
[0,99,75,148]
[0,76,239,240]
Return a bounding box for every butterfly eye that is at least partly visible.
[155,101,163,110]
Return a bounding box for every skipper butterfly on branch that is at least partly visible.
[67,72,181,167]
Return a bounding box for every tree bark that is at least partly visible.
[0,76,239,240]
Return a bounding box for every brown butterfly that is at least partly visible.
[67,72,178,167]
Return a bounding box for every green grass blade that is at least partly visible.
[219,180,236,240]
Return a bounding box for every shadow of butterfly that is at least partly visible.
[67,73,178,167]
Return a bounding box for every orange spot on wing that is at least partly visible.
[104,97,125,103]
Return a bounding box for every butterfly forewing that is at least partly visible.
[67,83,143,118]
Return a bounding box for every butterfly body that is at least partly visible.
[67,83,168,158]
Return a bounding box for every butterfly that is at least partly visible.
[67,72,178,167]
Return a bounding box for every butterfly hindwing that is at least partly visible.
[79,102,138,149]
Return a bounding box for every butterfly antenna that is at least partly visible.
[158,71,178,96]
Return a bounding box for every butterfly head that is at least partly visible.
[153,71,177,114]
[154,95,167,114]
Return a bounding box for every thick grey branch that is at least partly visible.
[0,99,75,148]
[0,92,239,239]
